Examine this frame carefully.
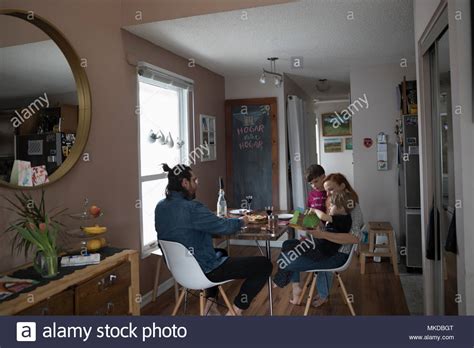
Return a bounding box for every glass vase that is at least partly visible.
[34,251,59,278]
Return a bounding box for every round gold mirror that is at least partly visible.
[0,10,91,189]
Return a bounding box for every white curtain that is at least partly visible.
[287,95,308,210]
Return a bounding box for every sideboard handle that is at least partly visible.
[106,302,114,314]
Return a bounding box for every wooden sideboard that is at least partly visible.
[0,249,140,316]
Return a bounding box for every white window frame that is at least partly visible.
[136,63,193,258]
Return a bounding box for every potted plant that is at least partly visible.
[2,190,66,278]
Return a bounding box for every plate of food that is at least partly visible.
[229,209,251,215]
[277,213,294,221]
[247,214,268,224]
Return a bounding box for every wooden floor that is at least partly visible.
[142,245,409,316]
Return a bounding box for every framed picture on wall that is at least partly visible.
[345,137,353,150]
[324,138,343,153]
[200,114,216,161]
[322,112,352,137]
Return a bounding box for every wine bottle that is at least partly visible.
[216,176,227,217]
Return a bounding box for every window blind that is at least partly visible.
[137,62,194,91]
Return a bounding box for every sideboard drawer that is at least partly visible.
[75,262,131,315]
[18,289,74,315]
[93,289,130,315]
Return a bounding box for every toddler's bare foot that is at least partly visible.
[289,284,302,305]
[312,296,329,308]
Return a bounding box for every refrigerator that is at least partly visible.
[15,132,63,175]
[398,114,423,269]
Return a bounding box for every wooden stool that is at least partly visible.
[152,249,180,302]
[360,221,399,275]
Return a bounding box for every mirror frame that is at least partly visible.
[0,9,92,189]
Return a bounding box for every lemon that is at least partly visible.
[99,237,107,247]
[86,239,102,251]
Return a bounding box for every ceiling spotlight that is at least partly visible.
[259,57,283,87]
[274,76,282,87]
[316,79,330,92]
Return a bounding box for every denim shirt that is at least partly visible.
[155,191,243,273]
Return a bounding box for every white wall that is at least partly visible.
[414,0,473,315]
[315,101,354,186]
[225,76,288,209]
[350,63,416,244]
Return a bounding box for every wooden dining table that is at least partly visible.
[215,210,292,316]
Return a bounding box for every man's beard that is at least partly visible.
[184,189,196,200]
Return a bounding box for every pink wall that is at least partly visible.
[0,0,274,297]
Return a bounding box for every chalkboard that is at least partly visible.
[225,98,279,210]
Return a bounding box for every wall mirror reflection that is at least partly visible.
[0,13,85,187]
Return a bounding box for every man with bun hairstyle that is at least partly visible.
[155,163,272,316]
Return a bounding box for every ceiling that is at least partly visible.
[0,40,76,100]
[125,0,415,99]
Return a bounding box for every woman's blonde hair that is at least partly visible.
[329,191,355,212]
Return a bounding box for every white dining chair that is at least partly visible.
[296,243,357,316]
[159,240,237,316]
[151,248,180,303]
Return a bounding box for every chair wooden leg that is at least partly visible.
[336,273,355,316]
[199,290,205,316]
[171,288,187,316]
[152,256,163,302]
[218,286,236,315]
[297,272,313,305]
[174,281,179,303]
[303,274,317,316]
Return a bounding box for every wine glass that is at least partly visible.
[265,206,273,217]
[245,195,253,212]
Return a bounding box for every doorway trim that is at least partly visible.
[417,0,448,315]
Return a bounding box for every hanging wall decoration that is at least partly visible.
[200,114,216,161]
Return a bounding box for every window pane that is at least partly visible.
[141,178,167,247]
[139,81,181,176]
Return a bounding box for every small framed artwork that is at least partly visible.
[200,114,216,161]
[321,113,352,137]
[324,138,343,153]
[345,137,353,150]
